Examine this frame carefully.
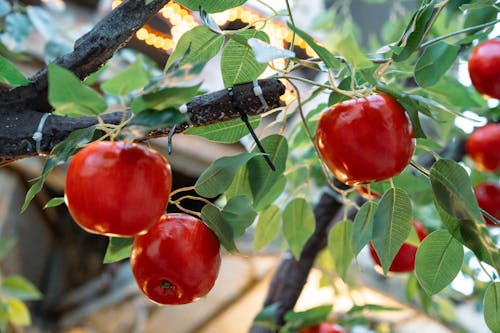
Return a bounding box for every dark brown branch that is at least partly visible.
[0,78,285,167]
[250,184,362,333]
[0,0,171,113]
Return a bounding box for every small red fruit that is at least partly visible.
[316,93,415,185]
[65,141,172,237]
[300,323,347,333]
[369,220,428,273]
[466,123,500,173]
[474,182,500,226]
[131,213,221,305]
[468,39,500,99]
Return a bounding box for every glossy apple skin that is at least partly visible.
[65,141,172,237]
[369,220,428,273]
[468,39,500,99]
[466,123,500,173]
[300,323,347,333]
[316,94,415,185]
[474,182,500,226]
[131,213,221,305]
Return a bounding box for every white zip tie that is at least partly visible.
[179,104,188,114]
[252,79,268,110]
[32,113,51,155]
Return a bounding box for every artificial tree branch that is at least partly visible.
[0,0,171,113]
[0,78,285,167]
[250,184,362,333]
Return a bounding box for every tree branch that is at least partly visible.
[0,0,171,112]
[250,183,362,333]
[0,78,285,167]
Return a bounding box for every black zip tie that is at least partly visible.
[228,87,276,171]
[167,124,177,155]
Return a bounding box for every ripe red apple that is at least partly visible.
[468,39,500,99]
[131,213,221,305]
[65,141,172,237]
[369,220,428,273]
[315,93,415,185]
[474,182,500,226]
[466,123,500,173]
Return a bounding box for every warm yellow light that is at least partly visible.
[145,34,156,45]
[163,38,173,51]
[136,28,148,40]
[154,37,164,48]
[111,0,121,9]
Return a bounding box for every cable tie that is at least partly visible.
[32,113,51,155]
[252,79,268,111]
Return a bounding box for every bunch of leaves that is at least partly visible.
[0,239,42,332]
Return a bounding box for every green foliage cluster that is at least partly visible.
[1,0,499,331]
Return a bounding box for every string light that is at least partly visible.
[111,1,314,103]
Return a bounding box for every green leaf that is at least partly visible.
[254,175,286,212]
[0,0,11,17]
[201,203,238,253]
[425,76,486,110]
[165,25,224,70]
[21,126,97,213]
[6,299,30,326]
[129,109,188,130]
[460,0,496,10]
[175,0,247,13]
[282,198,315,260]
[284,305,333,331]
[101,57,150,95]
[26,6,56,40]
[415,42,459,87]
[430,159,500,271]
[253,303,279,331]
[484,282,500,333]
[103,237,133,264]
[221,196,256,237]
[48,63,107,117]
[0,239,15,261]
[347,303,400,314]
[392,1,437,62]
[415,230,464,295]
[1,276,41,301]
[463,6,498,35]
[43,197,65,209]
[226,165,253,200]
[5,13,33,43]
[286,22,340,69]
[248,135,288,206]
[221,30,269,87]
[351,201,377,256]
[195,152,259,198]
[328,220,354,279]
[254,205,281,252]
[131,84,202,114]
[328,77,352,105]
[185,116,260,143]
[336,35,372,68]
[372,188,413,275]
[0,56,29,86]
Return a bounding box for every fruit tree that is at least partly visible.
[0,0,499,332]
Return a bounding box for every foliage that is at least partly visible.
[2,0,500,331]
